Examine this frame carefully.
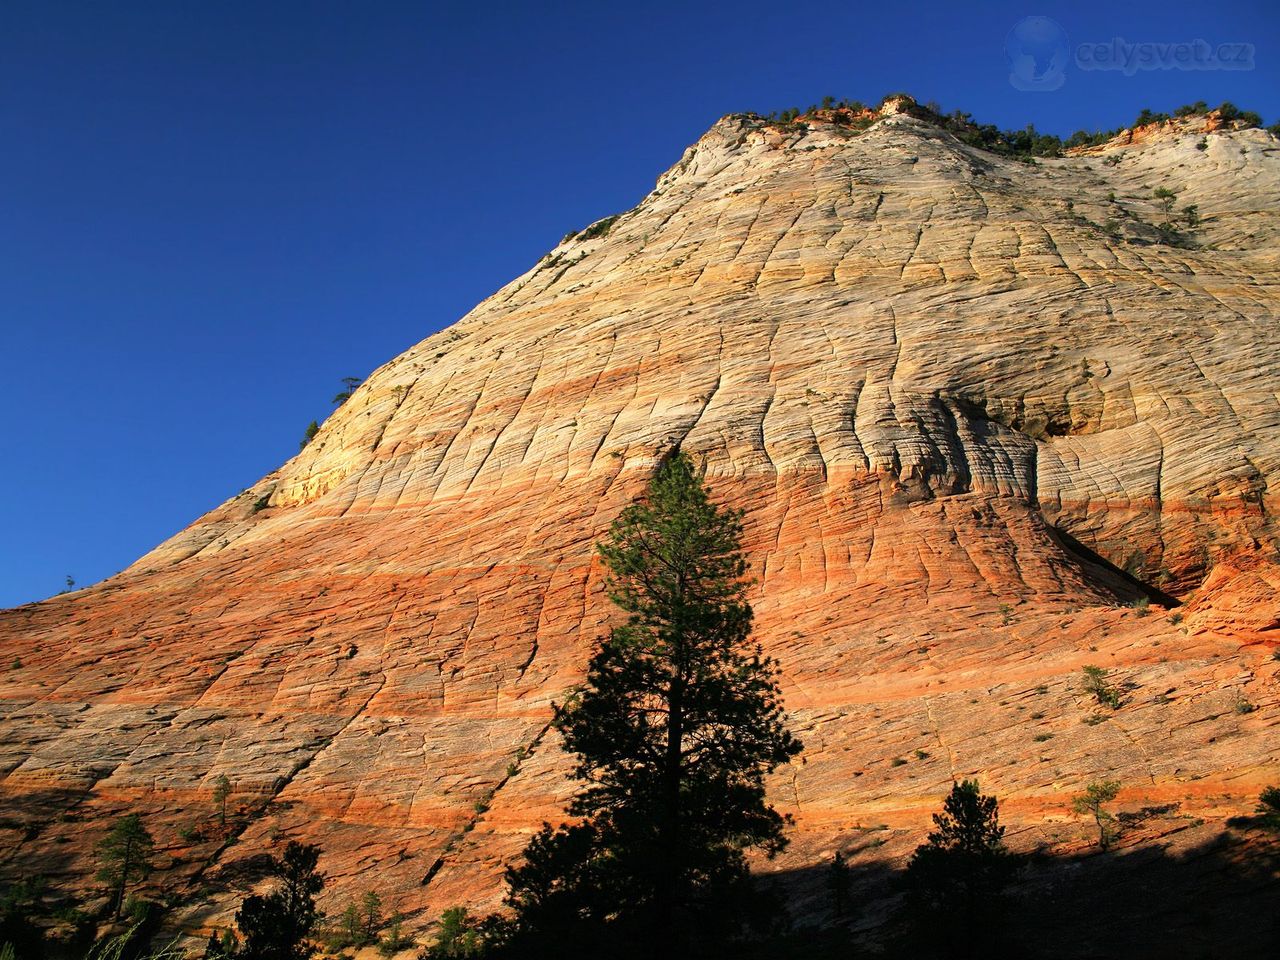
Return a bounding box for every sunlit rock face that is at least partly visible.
[2,105,1278,945]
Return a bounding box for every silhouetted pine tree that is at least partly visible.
[904,780,1016,958]
[500,452,803,958]
[236,841,324,960]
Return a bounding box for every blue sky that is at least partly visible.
[1,0,1276,607]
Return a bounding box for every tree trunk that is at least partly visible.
[659,649,685,947]
[114,840,132,920]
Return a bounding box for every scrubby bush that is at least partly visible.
[1081,666,1123,709]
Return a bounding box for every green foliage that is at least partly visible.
[377,913,414,956]
[327,903,362,951]
[299,421,319,452]
[315,889,405,955]
[212,774,232,825]
[332,376,362,406]
[1256,786,1280,831]
[577,215,619,241]
[941,113,1065,158]
[96,814,154,920]
[1216,101,1263,127]
[1153,187,1177,226]
[1072,780,1122,850]
[1081,665,1123,709]
[498,452,802,956]
[423,907,490,958]
[1064,126,1125,149]
[361,891,383,945]
[234,841,324,960]
[759,94,1270,160]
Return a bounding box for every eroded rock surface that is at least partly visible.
[2,106,1278,945]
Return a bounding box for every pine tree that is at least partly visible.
[360,891,382,945]
[905,780,1015,956]
[332,376,362,405]
[425,907,488,958]
[1256,786,1280,831]
[96,814,154,920]
[235,841,324,960]
[828,851,850,919]
[299,421,319,452]
[502,452,802,956]
[211,774,232,826]
[1072,780,1121,850]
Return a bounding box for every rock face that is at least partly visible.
[3,104,1279,950]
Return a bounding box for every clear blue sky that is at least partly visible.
[1,1,1276,607]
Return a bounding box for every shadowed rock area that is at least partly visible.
[2,100,1278,949]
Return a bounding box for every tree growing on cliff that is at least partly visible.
[332,377,362,406]
[906,783,1013,911]
[423,907,489,958]
[298,421,319,452]
[499,452,803,957]
[96,814,155,920]
[1153,187,1178,229]
[904,780,1015,954]
[211,774,232,826]
[828,851,850,920]
[235,841,324,960]
[1072,780,1122,850]
[1257,786,1280,831]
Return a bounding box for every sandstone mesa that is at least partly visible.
[2,98,1279,951]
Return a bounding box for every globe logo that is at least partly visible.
[1006,17,1070,91]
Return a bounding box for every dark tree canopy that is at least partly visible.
[236,841,325,960]
[904,780,1017,957]
[96,814,154,919]
[501,452,802,957]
